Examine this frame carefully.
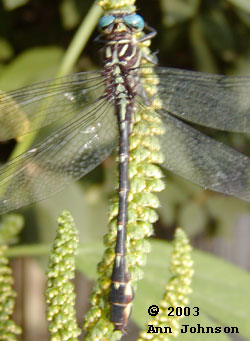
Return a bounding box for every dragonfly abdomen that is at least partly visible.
[110,254,134,331]
[102,20,143,332]
[109,100,134,331]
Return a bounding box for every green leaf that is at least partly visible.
[178,201,207,236]
[0,214,24,244]
[234,7,250,28]
[158,199,175,226]
[25,182,108,245]
[227,0,250,13]
[60,0,81,30]
[161,0,199,27]
[76,242,104,279]
[159,178,190,205]
[201,11,235,62]
[0,47,64,91]
[230,50,250,76]
[0,37,14,61]
[3,0,29,10]
[189,17,219,74]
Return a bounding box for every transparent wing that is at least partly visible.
[0,71,105,140]
[140,66,250,132]
[0,98,117,214]
[157,109,250,202]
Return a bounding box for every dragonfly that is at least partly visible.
[1,3,250,334]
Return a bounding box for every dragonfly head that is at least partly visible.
[98,13,144,35]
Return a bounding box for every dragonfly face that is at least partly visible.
[98,12,145,74]
[98,13,145,34]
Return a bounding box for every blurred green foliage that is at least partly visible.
[0,0,250,244]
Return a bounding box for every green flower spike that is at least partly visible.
[83,2,165,339]
[98,0,136,12]
[0,214,23,341]
[138,228,194,340]
[45,210,81,341]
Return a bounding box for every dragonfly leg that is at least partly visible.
[138,86,153,106]
[94,33,106,44]
[142,51,158,64]
[138,23,157,42]
[138,24,158,64]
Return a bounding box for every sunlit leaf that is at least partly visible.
[0,89,30,140]
[227,0,250,13]
[0,47,64,91]
[0,37,13,61]
[0,214,24,244]
[3,0,29,10]
[60,0,81,30]
[160,0,199,27]
[234,7,250,28]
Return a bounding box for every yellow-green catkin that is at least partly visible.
[98,0,136,12]
[138,228,194,340]
[45,210,81,341]
[83,1,166,340]
[0,214,23,341]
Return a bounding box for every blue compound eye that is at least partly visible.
[124,14,144,30]
[98,15,115,29]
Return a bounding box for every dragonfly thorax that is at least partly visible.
[102,23,142,104]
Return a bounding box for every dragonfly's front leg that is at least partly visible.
[138,23,158,65]
[138,23,157,42]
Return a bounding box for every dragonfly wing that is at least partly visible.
[157,109,250,202]
[0,98,117,214]
[140,66,250,132]
[0,71,105,140]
